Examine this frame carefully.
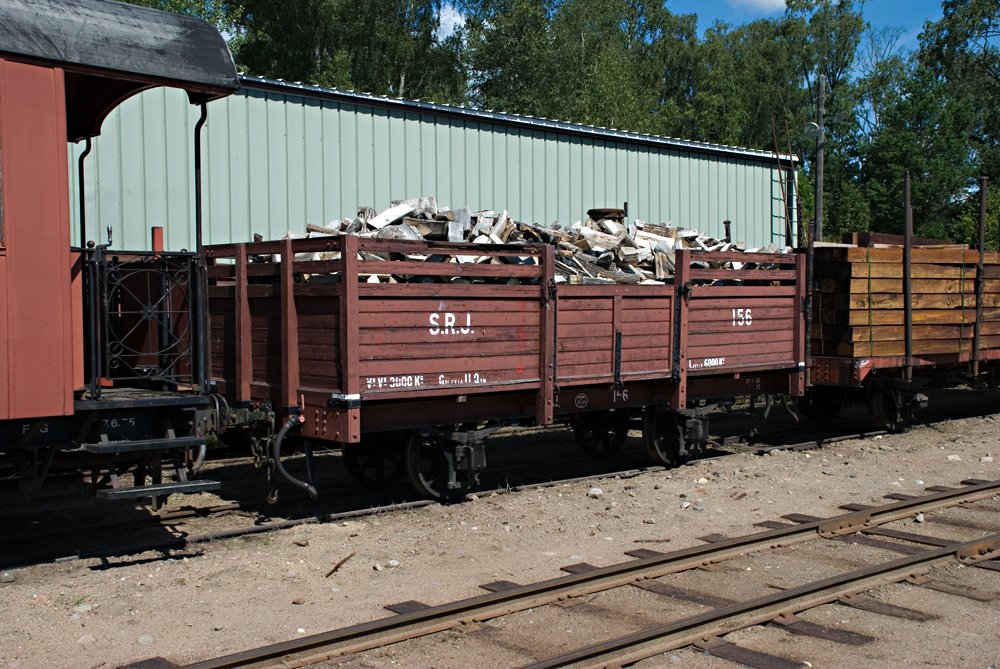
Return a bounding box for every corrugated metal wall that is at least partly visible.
[69,82,795,252]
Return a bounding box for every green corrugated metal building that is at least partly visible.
[69,76,799,252]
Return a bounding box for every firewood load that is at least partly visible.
[293,197,792,285]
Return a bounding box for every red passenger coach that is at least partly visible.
[0,54,75,422]
[0,0,239,501]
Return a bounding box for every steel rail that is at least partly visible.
[523,531,1000,669]
[182,479,1000,669]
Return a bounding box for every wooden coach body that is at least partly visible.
[0,58,76,421]
[0,0,241,501]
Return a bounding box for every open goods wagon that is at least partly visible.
[807,209,1000,431]
[206,235,806,498]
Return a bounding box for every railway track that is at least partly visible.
[179,479,1000,669]
[3,390,998,570]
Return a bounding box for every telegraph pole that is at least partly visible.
[815,74,826,242]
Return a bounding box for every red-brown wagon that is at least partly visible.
[207,237,806,498]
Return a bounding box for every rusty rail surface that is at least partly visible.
[525,531,1000,669]
[182,479,1000,669]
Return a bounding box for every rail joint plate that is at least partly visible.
[818,511,872,537]
[957,536,1000,564]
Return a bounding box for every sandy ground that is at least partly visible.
[2,411,1000,669]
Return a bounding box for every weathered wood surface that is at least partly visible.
[812,243,1000,359]
[813,336,1000,358]
[813,262,976,279]
[816,308,999,326]
[818,278,974,294]
[812,323,1000,343]
[813,247,981,264]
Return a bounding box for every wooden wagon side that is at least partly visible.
[678,250,807,406]
[207,236,556,444]
[812,247,997,358]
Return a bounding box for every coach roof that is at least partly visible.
[0,0,239,140]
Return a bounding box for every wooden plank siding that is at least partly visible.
[682,250,805,377]
[356,288,544,394]
[206,238,552,436]
[812,246,1000,358]
[555,287,673,384]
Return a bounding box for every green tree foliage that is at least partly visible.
[921,0,1000,206]
[462,0,558,116]
[122,0,238,31]
[462,0,702,134]
[125,0,467,103]
[858,0,999,244]
[232,0,466,102]
[690,18,805,148]
[861,65,978,239]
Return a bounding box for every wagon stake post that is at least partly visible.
[903,171,913,384]
[972,176,988,378]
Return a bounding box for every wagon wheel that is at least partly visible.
[798,387,845,425]
[573,411,630,458]
[641,408,688,468]
[405,433,474,501]
[342,433,407,489]
[865,380,913,433]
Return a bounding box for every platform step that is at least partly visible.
[82,436,205,454]
[96,480,221,500]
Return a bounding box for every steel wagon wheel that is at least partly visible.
[405,432,474,501]
[641,408,688,467]
[865,378,921,433]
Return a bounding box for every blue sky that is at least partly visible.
[665,0,946,49]
[438,2,948,51]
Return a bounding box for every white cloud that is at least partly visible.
[725,0,787,13]
[436,3,466,41]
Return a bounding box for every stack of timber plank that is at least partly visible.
[812,242,1000,357]
[295,197,791,285]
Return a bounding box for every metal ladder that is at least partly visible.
[83,428,220,501]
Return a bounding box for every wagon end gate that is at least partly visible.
[676,249,806,406]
